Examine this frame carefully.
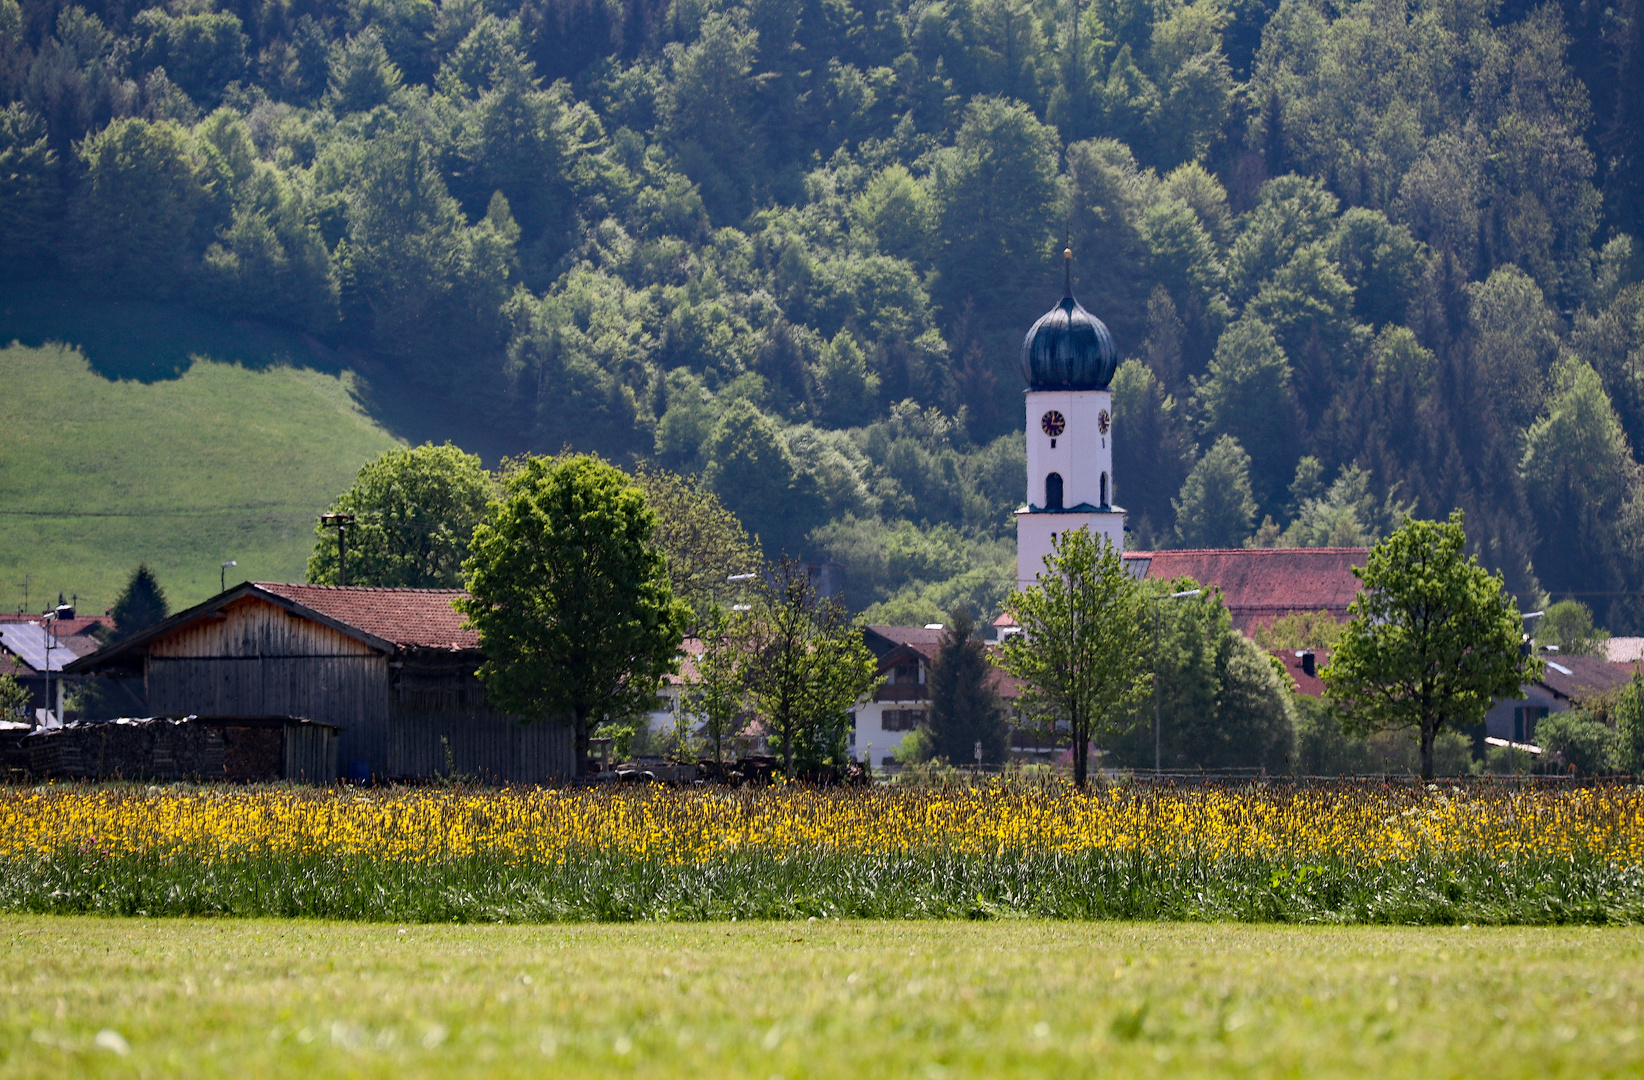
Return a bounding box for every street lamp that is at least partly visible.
[319,513,357,586]
[1152,588,1201,775]
[221,560,237,593]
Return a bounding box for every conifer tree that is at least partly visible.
[109,564,169,639]
[926,609,1010,766]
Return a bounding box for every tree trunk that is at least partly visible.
[782,727,794,778]
[574,705,590,778]
[1073,729,1088,789]
[1420,723,1435,781]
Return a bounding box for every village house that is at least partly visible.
[0,605,114,724]
[65,582,572,783]
[1483,654,1641,746]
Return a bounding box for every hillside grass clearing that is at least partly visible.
[0,342,401,612]
[2,916,1641,1079]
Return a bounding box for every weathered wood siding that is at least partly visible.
[387,660,573,782]
[283,723,339,783]
[141,596,572,782]
[146,596,390,768]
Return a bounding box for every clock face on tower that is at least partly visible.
[1097,409,1111,435]
[1040,411,1066,437]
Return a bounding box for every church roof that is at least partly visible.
[1020,290,1118,391]
[1122,548,1369,631]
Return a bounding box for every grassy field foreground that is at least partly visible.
[2,917,1642,1079]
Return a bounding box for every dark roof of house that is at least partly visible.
[67,582,477,673]
[1537,655,1640,701]
[863,624,947,657]
[1123,548,1368,630]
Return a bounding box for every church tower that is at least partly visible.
[1016,250,1126,586]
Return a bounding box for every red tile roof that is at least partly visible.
[0,613,113,637]
[1272,647,1330,698]
[254,583,477,650]
[1124,548,1368,630]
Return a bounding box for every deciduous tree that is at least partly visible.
[1323,511,1534,780]
[633,464,762,620]
[1000,528,1151,787]
[741,557,881,776]
[309,443,494,588]
[458,454,689,775]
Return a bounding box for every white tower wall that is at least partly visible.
[1015,387,1125,587]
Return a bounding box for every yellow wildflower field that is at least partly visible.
[2,781,1641,866]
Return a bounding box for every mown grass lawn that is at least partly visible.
[2,916,1640,1078]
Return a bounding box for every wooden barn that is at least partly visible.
[64,582,573,783]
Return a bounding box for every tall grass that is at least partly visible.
[5,779,1642,925]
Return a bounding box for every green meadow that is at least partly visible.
[1,916,1639,1079]
[0,341,400,614]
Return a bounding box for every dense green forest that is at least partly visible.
[4,0,1644,626]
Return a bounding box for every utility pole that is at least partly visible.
[320,513,357,586]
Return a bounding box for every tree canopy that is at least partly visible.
[924,608,1010,766]
[308,442,495,588]
[1323,511,1535,780]
[109,563,169,638]
[9,0,1644,630]
[1000,528,1151,787]
[457,454,689,775]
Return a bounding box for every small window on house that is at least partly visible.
[1514,706,1549,742]
[1046,472,1064,511]
[892,664,919,684]
[882,709,924,731]
[1100,472,1108,506]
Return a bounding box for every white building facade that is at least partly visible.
[1015,256,1126,586]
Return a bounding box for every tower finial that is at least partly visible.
[1063,244,1073,297]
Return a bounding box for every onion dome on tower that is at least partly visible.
[1019,248,1119,390]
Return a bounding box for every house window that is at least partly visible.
[882,709,924,731]
[1100,472,1108,506]
[1045,472,1064,511]
[892,664,920,685]
[1514,706,1548,742]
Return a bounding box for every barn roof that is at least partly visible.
[66,582,478,674]
[1123,548,1368,630]
[253,583,476,650]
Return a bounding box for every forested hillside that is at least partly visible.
[4,0,1644,626]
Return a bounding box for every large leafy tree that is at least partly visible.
[458,454,690,775]
[1000,528,1151,787]
[741,557,881,776]
[309,443,494,588]
[633,464,762,621]
[1323,511,1535,780]
[1105,580,1294,772]
[67,118,212,297]
[925,608,1010,766]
